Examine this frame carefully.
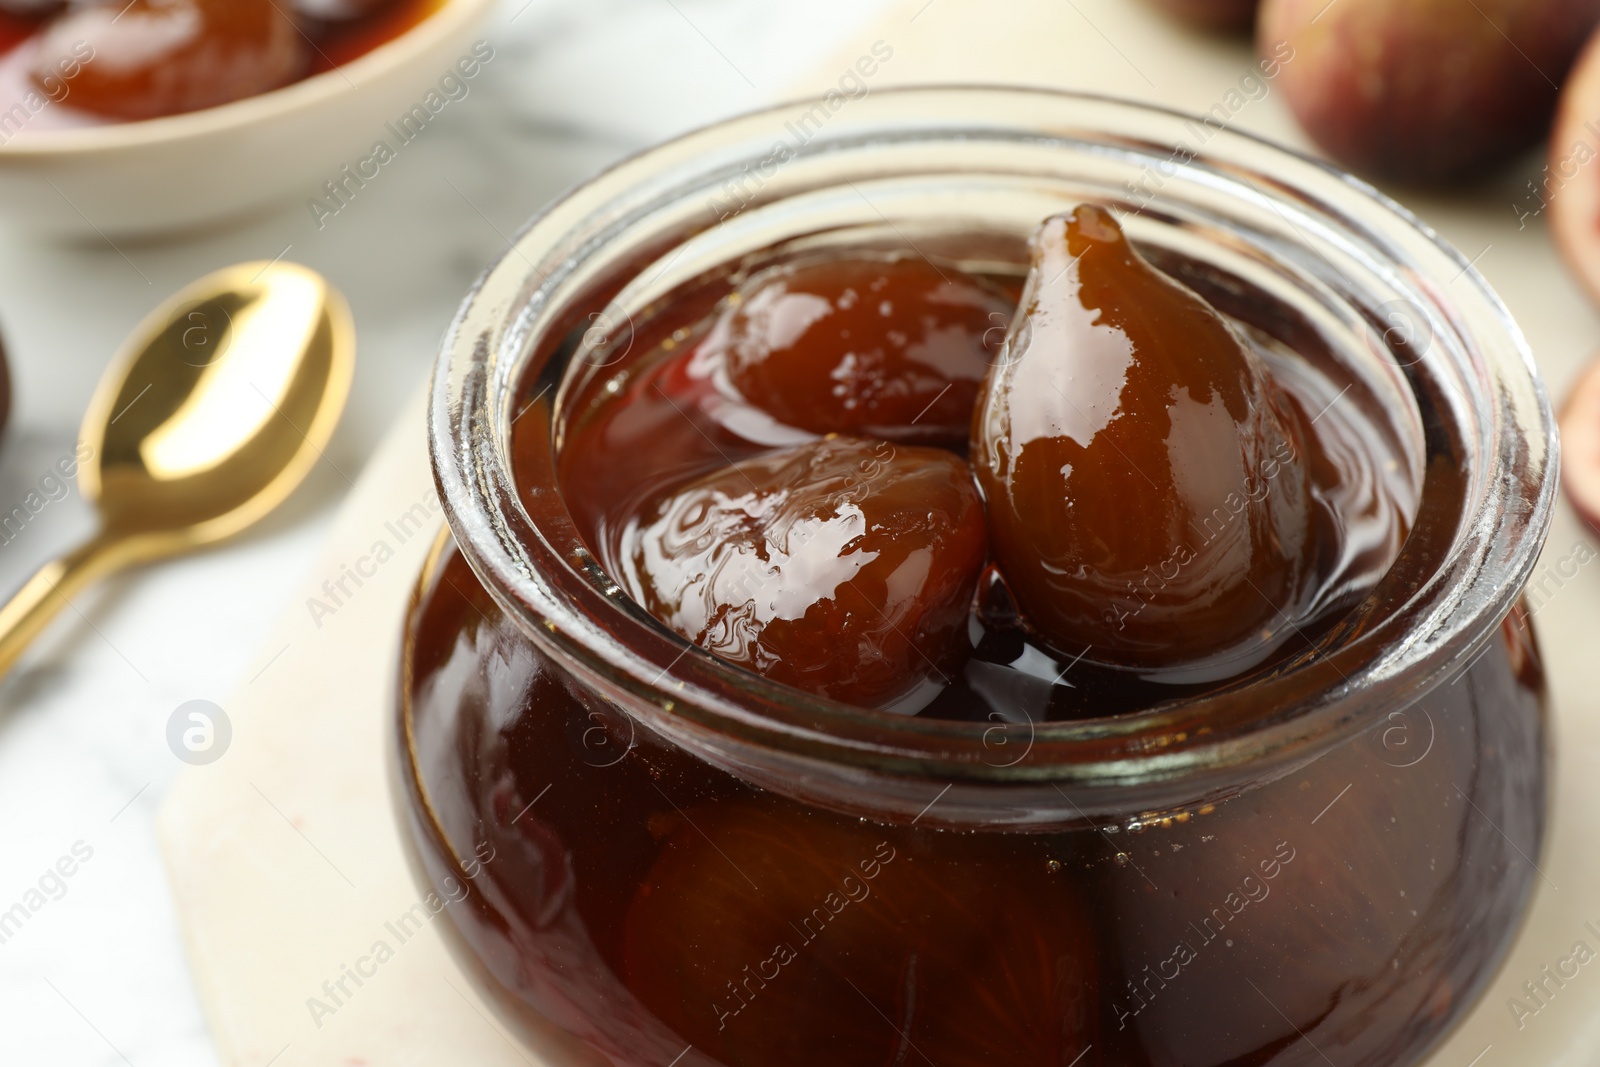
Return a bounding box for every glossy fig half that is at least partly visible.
[972,204,1318,677]
[621,436,988,712]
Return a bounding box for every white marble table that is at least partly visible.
[0,1,892,1061]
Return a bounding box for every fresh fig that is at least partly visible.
[1561,350,1600,535]
[1260,0,1600,185]
[1549,25,1600,305]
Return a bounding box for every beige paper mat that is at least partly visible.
[159,387,533,1066]
[161,1,1600,1064]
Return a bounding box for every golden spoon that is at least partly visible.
[0,261,354,679]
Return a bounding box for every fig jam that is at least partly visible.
[401,542,1543,1067]
[552,224,1413,716]
[0,0,443,124]
[400,213,1546,1066]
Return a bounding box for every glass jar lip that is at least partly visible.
[429,85,1556,791]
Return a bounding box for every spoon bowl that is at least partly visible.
[0,261,354,679]
[83,263,353,546]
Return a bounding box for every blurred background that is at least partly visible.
[1,0,1598,1063]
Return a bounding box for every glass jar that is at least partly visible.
[401,87,1556,1067]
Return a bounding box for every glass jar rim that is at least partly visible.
[428,85,1556,813]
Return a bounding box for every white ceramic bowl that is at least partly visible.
[0,0,496,238]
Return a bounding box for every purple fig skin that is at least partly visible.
[1147,0,1259,32]
[1261,0,1600,185]
[1548,27,1600,307]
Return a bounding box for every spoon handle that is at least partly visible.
[0,533,131,680]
